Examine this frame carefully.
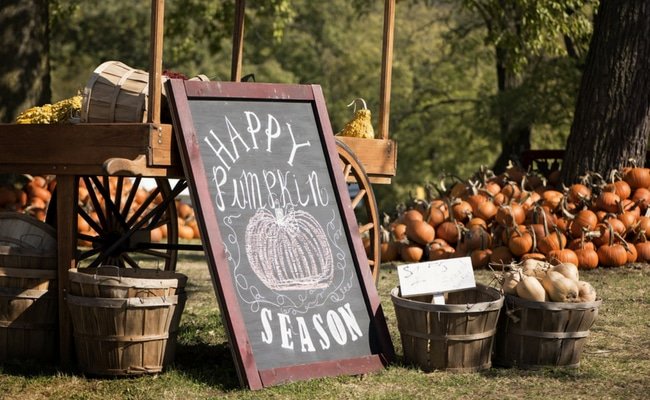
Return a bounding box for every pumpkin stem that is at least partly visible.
[560,196,575,220]
[346,97,368,112]
[529,225,538,253]
[613,231,632,253]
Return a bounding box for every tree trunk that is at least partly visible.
[562,0,650,184]
[0,0,50,123]
[492,45,532,174]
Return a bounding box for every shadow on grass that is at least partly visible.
[0,358,63,377]
[171,340,241,390]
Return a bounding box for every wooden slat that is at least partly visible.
[56,175,77,368]
[0,123,182,176]
[148,0,165,124]
[336,136,397,179]
[148,123,179,167]
[379,0,395,140]
[231,0,246,82]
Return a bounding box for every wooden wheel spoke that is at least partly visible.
[90,176,129,230]
[83,176,109,229]
[121,176,142,219]
[114,176,124,211]
[351,189,367,208]
[131,180,187,229]
[122,254,141,269]
[77,246,104,261]
[359,222,374,234]
[343,164,352,180]
[77,207,105,236]
[78,232,100,243]
[127,186,161,225]
[135,248,172,259]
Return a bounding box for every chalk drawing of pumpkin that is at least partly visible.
[245,207,334,291]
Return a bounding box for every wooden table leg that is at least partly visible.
[56,175,77,368]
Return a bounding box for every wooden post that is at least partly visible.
[57,175,77,367]
[148,0,165,124]
[231,0,246,82]
[378,0,395,140]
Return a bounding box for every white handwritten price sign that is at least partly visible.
[166,80,394,390]
[397,257,476,298]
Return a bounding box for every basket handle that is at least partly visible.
[94,265,122,282]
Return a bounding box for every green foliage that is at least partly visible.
[463,0,596,72]
[45,0,592,214]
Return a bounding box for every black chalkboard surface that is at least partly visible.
[165,80,394,389]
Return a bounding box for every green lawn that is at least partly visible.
[1,253,648,400]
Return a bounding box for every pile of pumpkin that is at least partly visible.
[0,175,200,243]
[378,163,650,270]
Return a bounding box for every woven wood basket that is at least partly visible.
[493,294,601,369]
[80,60,210,123]
[0,286,58,362]
[0,212,57,258]
[67,292,186,376]
[391,284,504,372]
[80,61,150,123]
[68,267,187,298]
[0,213,58,362]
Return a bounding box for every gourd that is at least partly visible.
[336,98,375,139]
[550,262,579,282]
[516,274,547,302]
[502,270,521,295]
[577,280,597,302]
[542,271,579,302]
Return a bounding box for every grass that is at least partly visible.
[1,253,648,400]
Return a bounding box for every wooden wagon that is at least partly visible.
[0,0,398,367]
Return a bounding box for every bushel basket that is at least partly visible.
[68,267,187,298]
[0,212,58,362]
[493,294,601,369]
[66,267,187,376]
[391,284,503,372]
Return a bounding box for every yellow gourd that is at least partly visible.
[336,98,375,139]
[15,94,82,124]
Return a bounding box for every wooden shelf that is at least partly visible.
[336,136,397,184]
[0,123,182,177]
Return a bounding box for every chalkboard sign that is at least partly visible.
[166,80,394,389]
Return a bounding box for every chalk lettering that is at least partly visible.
[278,312,293,350]
[286,123,311,166]
[258,303,362,352]
[243,111,261,149]
[265,114,282,152]
[211,165,227,212]
[261,308,273,344]
[224,116,251,158]
[205,129,236,171]
[313,314,330,350]
[296,317,316,352]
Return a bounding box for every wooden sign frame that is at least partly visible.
[165,79,394,389]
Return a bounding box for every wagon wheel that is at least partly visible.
[336,140,381,284]
[74,176,188,271]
